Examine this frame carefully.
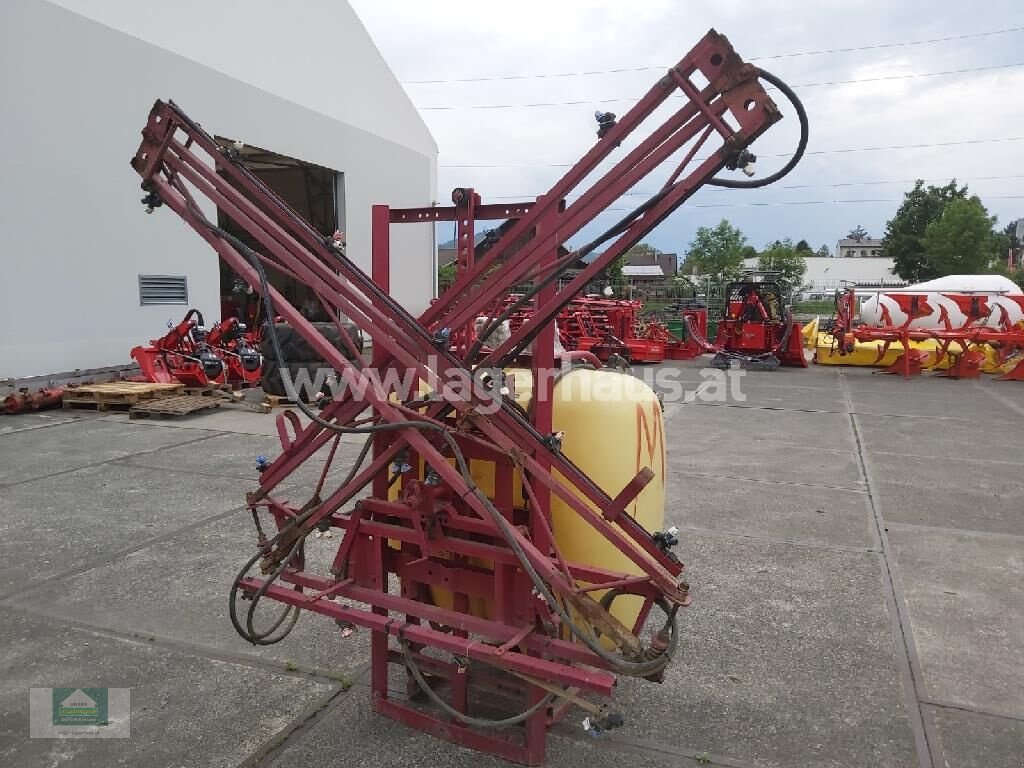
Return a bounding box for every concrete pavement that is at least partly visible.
[0,362,1021,767]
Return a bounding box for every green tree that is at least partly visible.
[682,219,747,278]
[605,252,627,291]
[847,225,869,242]
[757,238,808,297]
[920,196,1000,276]
[815,244,831,258]
[988,222,1024,286]
[992,221,1019,273]
[795,239,812,253]
[437,261,457,293]
[882,180,969,281]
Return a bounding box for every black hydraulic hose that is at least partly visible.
[245,535,305,643]
[228,434,374,645]
[772,306,796,354]
[706,68,808,189]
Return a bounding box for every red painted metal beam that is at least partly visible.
[240,578,616,695]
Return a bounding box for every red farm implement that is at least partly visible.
[131,309,262,388]
[830,288,1024,380]
[128,29,805,764]
[2,387,65,414]
[678,276,806,370]
[495,294,706,364]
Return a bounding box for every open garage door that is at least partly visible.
[215,139,344,326]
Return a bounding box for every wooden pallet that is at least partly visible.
[129,394,223,419]
[263,394,302,409]
[211,388,270,413]
[182,385,231,397]
[63,382,185,411]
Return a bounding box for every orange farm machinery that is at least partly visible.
[2,387,66,414]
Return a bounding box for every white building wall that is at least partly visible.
[743,256,905,298]
[0,0,437,379]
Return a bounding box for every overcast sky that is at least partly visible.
[349,0,1023,257]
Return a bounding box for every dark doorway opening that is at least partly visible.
[215,139,344,325]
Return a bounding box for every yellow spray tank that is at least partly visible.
[394,367,667,634]
[536,367,666,634]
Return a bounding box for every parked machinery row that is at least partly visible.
[130,309,263,388]
[481,294,707,364]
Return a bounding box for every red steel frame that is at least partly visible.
[129,30,783,764]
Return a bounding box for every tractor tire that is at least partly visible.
[264,322,363,363]
[260,360,339,401]
[260,321,363,400]
[259,357,287,398]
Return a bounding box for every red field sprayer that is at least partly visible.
[129,29,806,764]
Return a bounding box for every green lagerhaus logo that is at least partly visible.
[51,688,108,727]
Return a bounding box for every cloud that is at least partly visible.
[350,0,1024,252]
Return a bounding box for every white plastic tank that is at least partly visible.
[859,275,1024,329]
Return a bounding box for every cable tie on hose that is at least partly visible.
[457,484,482,501]
[395,620,413,644]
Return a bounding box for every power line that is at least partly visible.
[585,194,1024,214]
[401,26,1024,84]
[777,61,1024,89]
[479,173,1024,200]
[682,194,1024,209]
[438,136,1024,169]
[417,62,1024,110]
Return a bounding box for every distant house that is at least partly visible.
[625,250,678,277]
[596,250,679,286]
[835,238,884,258]
[621,264,666,285]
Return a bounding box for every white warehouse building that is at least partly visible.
[1,0,437,379]
[742,256,907,299]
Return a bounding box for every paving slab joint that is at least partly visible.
[839,370,942,768]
